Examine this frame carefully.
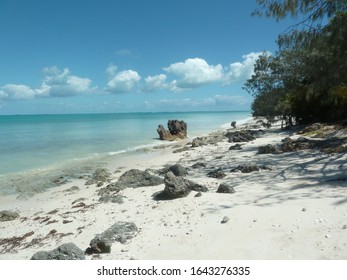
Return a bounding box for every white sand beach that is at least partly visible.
[1,120,347,260]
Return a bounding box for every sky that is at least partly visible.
[0,0,298,115]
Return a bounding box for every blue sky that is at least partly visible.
[0,0,297,115]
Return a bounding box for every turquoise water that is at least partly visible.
[0,111,251,196]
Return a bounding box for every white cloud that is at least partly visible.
[106,64,118,79]
[0,66,93,100]
[224,52,264,84]
[143,74,167,92]
[106,69,141,93]
[0,84,37,100]
[164,58,223,89]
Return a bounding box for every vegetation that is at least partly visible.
[244,0,347,126]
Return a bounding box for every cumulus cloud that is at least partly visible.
[143,74,167,92]
[224,52,263,84]
[164,58,223,89]
[106,68,141,93]
[0,66,93,101]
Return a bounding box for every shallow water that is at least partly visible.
[0,111,251,197]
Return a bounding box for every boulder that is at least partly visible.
[191,162,207,169]
[157,120,187,141]
[0,210,20,222]
[31,243,85,260]
[154,172,207,200]
[88,222,138,254]
[216,183,235,194]
[162,172,192,199]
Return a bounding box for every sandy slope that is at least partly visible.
[1,122,347,260]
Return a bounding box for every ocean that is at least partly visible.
[0,111,251,197]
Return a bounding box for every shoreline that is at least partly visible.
[1,118,347,260]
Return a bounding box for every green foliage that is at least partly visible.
[245,2,347,124]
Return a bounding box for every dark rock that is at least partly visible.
[221,216,230,224]
[89,221,138,254]
[30,243,85,260]
[162,172,192,199]
[207,168,227,179]
[191,162,207,169]
[216,183,235,194]
[169,164,188,176]
[231,121,236,128]
[229,144,243,150]
[113,169,163,190]
[0,210,20,222]
[232,163,259,173]
[225,130,256,143]
[258,144,278,154]
[154,172,207,200]
[167,120,187,138]
[195,192,202,197]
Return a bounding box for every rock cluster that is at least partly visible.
[225,130,259,143]
[157,120,187,141]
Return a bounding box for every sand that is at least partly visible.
[1,120,347,260]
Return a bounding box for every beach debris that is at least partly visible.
[0,231,34,254]
[99,194,125,204]
[31,242,85,260]
[0,210,20,222]
[157,119,187,141]
[216,183,235,194]
[87,221,138,254]
[221,216,230,224]
[207,168,227,179]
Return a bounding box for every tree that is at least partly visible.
[245,1,347,125]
